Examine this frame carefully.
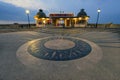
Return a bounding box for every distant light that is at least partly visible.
[60,18,63,20]
[67,18,69,20]
[79,17,82,20]
[43,20,46,24]
[85,17,89,20]
[42,18,45,20]
[97,8,101,13]
[35,17,38,20]
[73,18,77,20]
[26,10,30,14]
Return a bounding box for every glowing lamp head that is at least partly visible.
[97,9,101,13]
[26,10,30,14]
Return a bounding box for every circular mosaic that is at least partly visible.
[28,37,92,61]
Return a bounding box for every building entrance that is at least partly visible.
[66,20,70,26]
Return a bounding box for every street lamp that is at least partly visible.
[25,10,30,28]
[95,8,101,28]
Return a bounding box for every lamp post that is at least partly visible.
[25,10,30,28]
[95,8,101,28]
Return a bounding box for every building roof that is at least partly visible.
[36,9,46,18]
[49,13,74,18]
[77,9,87,17]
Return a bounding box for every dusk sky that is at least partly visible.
[0,0,120,24]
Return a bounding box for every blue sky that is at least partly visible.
[0,0,120,24]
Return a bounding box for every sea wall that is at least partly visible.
[0,23,36,29]
[0,23,120,29]
[87,23,120,28]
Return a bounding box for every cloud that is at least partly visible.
[0,1,36,22]
[0,0,98,11]
[0,0,57,10]
[0,0,120,23]
[0,0,103,12]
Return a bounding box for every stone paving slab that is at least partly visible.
[0,28,120,80]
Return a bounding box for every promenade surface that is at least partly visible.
[0,28,120,80]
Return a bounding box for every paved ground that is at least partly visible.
[0,28,120,80]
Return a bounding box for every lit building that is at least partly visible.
[34,9,89,28]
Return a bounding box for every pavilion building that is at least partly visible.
[34,9,89,28]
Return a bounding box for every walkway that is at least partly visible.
[0,28,120,80]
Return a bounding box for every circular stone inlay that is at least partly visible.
[28,37,92,61]
[44,39,75,50]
